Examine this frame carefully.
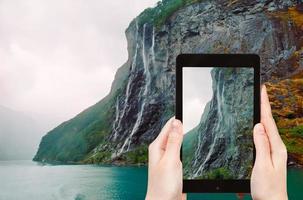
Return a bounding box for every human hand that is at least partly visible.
[251,85,288,200]
[145,117,186,200]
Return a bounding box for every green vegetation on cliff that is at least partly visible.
[182,126,199,170]
[122,145,148,164]
[280,125,303,138]
[138,0,203,27]
[83,145,148,165]
[267,78,303,165]
[196,167,234,179]
[280,125,303,156]
[33,92,118,163]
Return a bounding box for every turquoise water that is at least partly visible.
[0,161,302,200]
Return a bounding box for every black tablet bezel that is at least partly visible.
[176,54,260,193]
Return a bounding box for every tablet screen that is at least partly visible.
[182,67,254,180]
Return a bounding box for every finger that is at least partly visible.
[182,193,187,200]
[148,117,174,166]
[163,119,183,161]
[152,117,175,150]
[253,123,272,166]
[260,85,287,167]
[261,85,282,145]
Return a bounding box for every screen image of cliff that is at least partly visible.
[182,67,254,180]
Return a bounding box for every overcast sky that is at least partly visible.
[0,0,158,128]
[183,67,213,133]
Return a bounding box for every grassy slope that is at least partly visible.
[33,91,118,163]
[183,126,199,168]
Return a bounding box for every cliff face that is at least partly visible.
[183,68,254,179]
[34,0,303,165]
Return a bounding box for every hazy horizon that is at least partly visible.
[0,0,158,125]
[183,67,213,133]
[0,0,159,160]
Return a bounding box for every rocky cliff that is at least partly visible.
[34,0,303,166]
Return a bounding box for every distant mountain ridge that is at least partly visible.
[0,106,41,160]
[34,0,303,166]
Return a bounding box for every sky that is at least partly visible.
[183,67,213,133]
[0,0,159,129]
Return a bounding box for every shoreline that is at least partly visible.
[31,159,303,169]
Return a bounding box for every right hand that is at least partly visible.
[251,85,288,200]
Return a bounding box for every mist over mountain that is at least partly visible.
[0,106,46,160]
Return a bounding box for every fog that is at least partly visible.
[0,0,158,160]
[183,68,213,133]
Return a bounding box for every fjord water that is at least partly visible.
[0,161,302,200]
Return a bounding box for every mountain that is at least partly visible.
[0,106,41,160]
[34,0,303,166]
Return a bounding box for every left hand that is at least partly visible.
[145,117,186,200]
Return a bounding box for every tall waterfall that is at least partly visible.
[151,27,155,65]
[111,98,120,141]
[193,70,224,177]
[118,23,153,154]
[111,21,139,142]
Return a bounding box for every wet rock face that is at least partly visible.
[184,68,254,179]
[103,23,174,157]
[34,0,303,165]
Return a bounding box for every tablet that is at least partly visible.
[176,54,260,193]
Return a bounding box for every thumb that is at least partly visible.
[253,123,271,166]
[164,119,183,160]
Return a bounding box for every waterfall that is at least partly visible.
[112,98,120,141]
[141,24,151,98]
[193,70,224,178]
[216,70,223,126]
[142,24,152,98]
[151,27,155,65]
[192,127,203,167]
[112,43,138,141]
[118,23,152,154]
[111,21,139,142]
[119,100,146,154]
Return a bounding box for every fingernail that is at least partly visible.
[171,119,181,133]
[255,123,265,135]
[172,119,180,127]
